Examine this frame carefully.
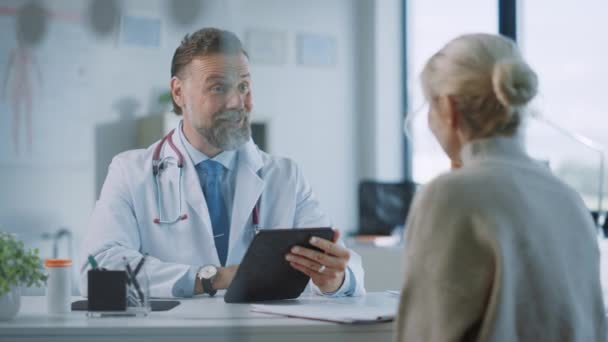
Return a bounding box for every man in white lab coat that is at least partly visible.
[80,28,365,298]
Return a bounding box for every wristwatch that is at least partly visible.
[197,265,218,296]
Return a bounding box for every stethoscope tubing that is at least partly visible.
[152,129,260,228]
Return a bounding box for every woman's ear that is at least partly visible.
[445,95,461,129]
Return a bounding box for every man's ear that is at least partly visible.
[170,76,184,109]
[446,95,461,129]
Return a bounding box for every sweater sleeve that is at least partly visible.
[395,179,496,342]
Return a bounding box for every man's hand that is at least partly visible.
[286,228,350,294]
[194,265,239,294]
[212,265,238,290]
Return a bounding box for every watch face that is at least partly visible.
[200,265,217,279]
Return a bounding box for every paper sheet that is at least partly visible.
[251,292,398,324]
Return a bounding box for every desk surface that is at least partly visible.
[0,292,396,342]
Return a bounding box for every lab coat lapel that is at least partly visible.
[228,141,264,257]
[155,132,182,223]
[167,129,216,247]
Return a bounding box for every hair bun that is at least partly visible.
[492,59,538,108]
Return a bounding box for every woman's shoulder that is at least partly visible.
[422,167,481,195]
[411,173,466,217]
[414,164,504,214]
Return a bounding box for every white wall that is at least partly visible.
[0,0,404,280]
[228,0,359,231]
[0,0,369,255]
[373,0,404,181]
[354,0,405,181]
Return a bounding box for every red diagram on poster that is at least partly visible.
[0,4,81,156]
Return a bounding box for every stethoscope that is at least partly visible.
[152,129,261,230]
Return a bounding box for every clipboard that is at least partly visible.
[224,227,334,303]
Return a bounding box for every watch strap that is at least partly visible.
[201,274,217,297]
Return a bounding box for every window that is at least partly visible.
[407,0,498,183]
[521,0,608,211]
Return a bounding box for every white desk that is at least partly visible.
[0,292,396,342]
[349,244,404,291]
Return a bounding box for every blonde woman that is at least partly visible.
[396,33,606,341]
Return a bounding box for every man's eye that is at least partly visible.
[238,83,250,93]
[211,85,226,93]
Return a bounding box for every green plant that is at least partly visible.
[0,233,46,296]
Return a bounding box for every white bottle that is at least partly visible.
[44,259,72,314]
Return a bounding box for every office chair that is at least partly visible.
[357,180,418,236]
[591,211,608,238]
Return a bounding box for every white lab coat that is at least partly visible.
[80,130,365,298]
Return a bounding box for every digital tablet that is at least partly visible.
[224,227,334,303]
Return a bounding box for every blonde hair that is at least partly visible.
[421,33,538,138]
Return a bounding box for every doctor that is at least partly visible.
[80,27,365,299]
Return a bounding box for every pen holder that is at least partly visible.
[86,263,150,317]
[124,261,150,317]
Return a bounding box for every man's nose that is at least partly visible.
[225,88,245,109]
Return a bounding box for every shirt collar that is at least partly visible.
[177,120,237,170]
[460,134,527,165]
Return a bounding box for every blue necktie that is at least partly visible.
[197,160,230,266]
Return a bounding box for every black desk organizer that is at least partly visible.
[82,269,179,314]
[87,269,128,312]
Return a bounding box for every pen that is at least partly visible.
[133,255,146,277]
[88,255,98,270]
[121,257,132,285]
[123,257,145,305]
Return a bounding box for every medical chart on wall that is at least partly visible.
[0,2,93,165]
[0,0,170,167]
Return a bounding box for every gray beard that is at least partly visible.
[199,109,251,151]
